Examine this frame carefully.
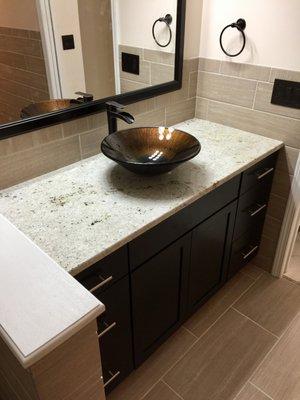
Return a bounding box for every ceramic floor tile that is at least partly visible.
[235,383,271,400]
[234,274,300,336]
[251,314,300,400]
[164,309,276,400]
[184,272,254,337]
[107,327,196,400]
[143,382,182,400]
[241,263,265,280]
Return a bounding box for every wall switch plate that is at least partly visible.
[122,52,140,75]
[271,79,300,109]
[62,35,75,50]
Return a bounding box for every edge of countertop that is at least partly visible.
[0,214,105,369]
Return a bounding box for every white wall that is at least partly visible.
[184,0,202,59]
[0,0,39,31]
[200,0,300,70]
[49,0,86,98]
[116,0,177,53]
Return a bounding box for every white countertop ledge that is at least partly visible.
[0,214,104,368]
[0,119,284,277]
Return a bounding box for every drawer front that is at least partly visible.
[95,276,133,393]
[76,246,128,293]
[234,183,271,240]
[129,175,240,269]
[240,152,278,195]
[228,227,263,278]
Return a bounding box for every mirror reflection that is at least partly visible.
[0,0,177,124]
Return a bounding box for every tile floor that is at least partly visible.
[108,264,300,400]
[285,231,300,283]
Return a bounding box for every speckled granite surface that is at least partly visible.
[0,119,283,275]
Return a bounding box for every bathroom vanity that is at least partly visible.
[0,118,283,395]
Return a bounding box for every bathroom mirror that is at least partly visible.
[0,0,185,139]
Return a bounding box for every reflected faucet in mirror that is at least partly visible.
[106,101,135,134]
[75,92,94,103]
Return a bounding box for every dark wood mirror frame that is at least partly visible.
[0,0,186,141]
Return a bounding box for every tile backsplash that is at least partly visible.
[196,58,300,272]
[0,56,299,274]
[0,26,49,124]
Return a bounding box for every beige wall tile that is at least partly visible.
[121,79,148,93]
[235,383,270,400]
[197,72,257,108]
[198,57,220,73]
[166,98,195,126]
[62,117,89,137]
[0,35,42,57]
[118,108,165,130]
[80,127,107,158]
[88,113,107,130]
[207,101,300,148]
[271,169,293,198]
[120,60,150,84]
[165,308,276,400]
[262,215,282,242]
[270,68,300,83]
[151,63,174,85]
[254,82,300,119]
[119,45,143,58]
[234,273,300,336]
[25,55,47,75]
[0,136,80,189]
[195,97,209,119]
[125,98,156,116]
[220,62,271,81]
[184,58,199,73]
[143,382,181,400]
[108,327,196,400]
[0,50,26,69]
[184,272,254,337]
[144,49,175,65]
[188,71,198,98]
[251,314,300,400]
[276,146,299,175]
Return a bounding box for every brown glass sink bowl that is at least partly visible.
[101,127,201,175]
[20,99,81,118]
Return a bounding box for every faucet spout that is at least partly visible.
[106,101,135,134]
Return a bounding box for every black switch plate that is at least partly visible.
[62,35,75,50]
[271,79,300,109]
[122,52,140,75]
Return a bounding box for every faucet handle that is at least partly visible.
[75,92,94,102]
[106,101,125,111]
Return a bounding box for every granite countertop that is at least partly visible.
[0,118,283,276]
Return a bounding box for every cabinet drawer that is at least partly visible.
[240,152,278,195]
[229,228,262,278]
[95,276,133,393]
[76,246,128,293]
[129,175,240,269]
[234,183,271,240]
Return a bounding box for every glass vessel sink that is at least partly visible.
[101,127,201,175]
[20,99,81,118]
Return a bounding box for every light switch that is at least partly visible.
[62,35,75,50]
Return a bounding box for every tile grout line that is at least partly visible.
[181,325,198,339]
[231,306,279,339]
[162,380,185,400]
[251,81,259,109]
[250,382,275,400]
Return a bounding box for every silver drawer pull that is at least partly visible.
[250,203,267,217]
[90,275,113,293]
[103,370,120,388]
[242,245,259,260]
[256,167,274,180]
[98,322,117,339]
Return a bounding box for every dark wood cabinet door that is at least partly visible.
[95,276,133,393]
[131,233,191,366]
[188,201,237,313]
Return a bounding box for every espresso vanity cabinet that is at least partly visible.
[75,152,279,393]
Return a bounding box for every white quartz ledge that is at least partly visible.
[0,119,284,276]
[0,214,105,368]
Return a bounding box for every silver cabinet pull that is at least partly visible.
[256,167,274,180]
[249,203,267,217]
[90,275,113,293]
[103,370,120,388]
[242,245,259,260]
[98,322,117,338]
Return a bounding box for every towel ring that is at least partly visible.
[152,14,173,48]
[219,18,246,57]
